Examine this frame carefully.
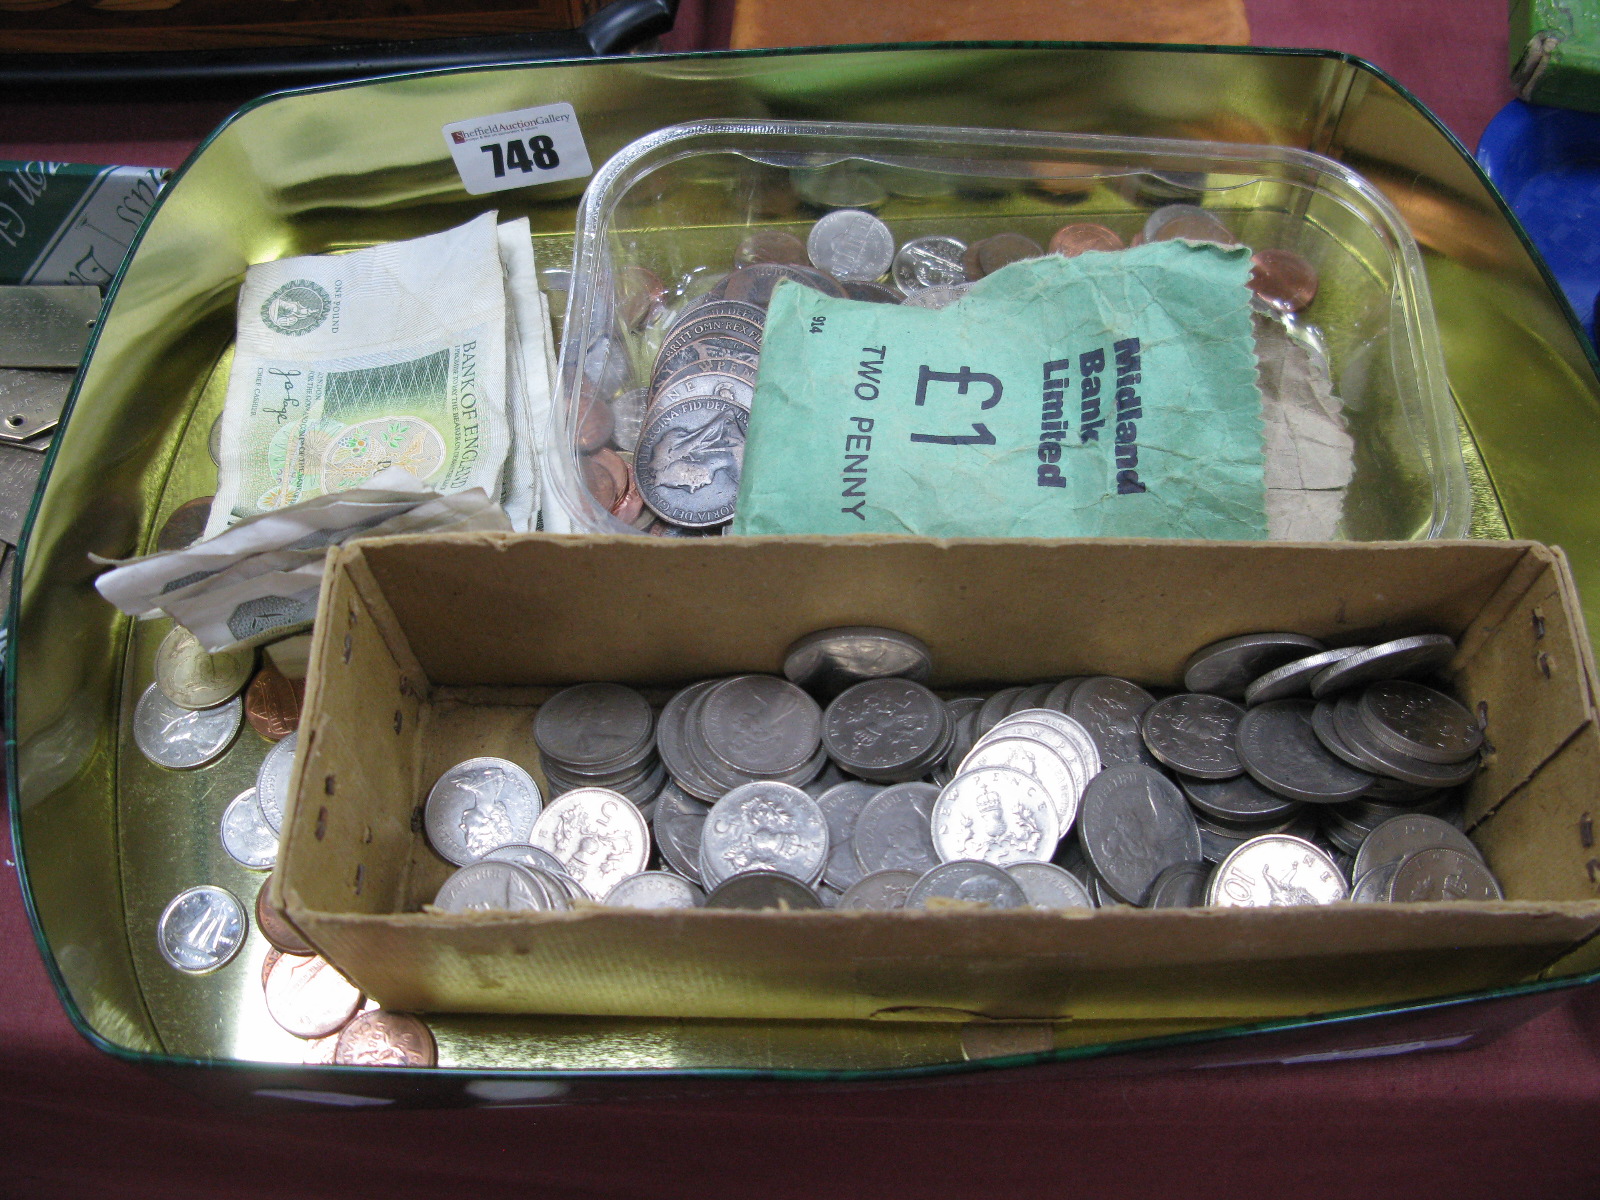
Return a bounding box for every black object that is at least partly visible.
[0,0,676,99]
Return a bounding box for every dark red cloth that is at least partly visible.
[2,6,1585,1196]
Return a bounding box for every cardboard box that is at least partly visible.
[275,535,1600,1023]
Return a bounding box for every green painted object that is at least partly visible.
[1511,0,1600,113]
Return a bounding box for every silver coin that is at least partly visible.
[1007,860,1094,909]
[1310,698,1384,773]
[254,730,297,833]
[932,767,1060,868]
[701,675,823,777]
[154,625,254,710]
[907,860,1029,910]
[803,758,851,798]
[836,868,920,910]
[610,386,651,453]
[534,682,654,770]
[1139,693,1244,779]
[960,736,1079,835]
[704,870,824,910]
[655,681,725,801]
[1357,680,1482,764]
[1388,846,1502,901]
[1309,634,1456,698]
[605,871,705,909]
[157,885,245,973]
[433,860,558,912]
[979,709,1101,791]
[634,395,747,528]
[1332,694,1481,788]
[1144,861,1212,908]
[1087,868,1127,907]
[1178,772,1301,824]
[892,235,968,294]
[806,209,895,282]
[530,787,651,900]
[1043,678,1087,712]
[853,782,941,874]
[1078,764,1201,904]
[815,780,881,892]
[1350,859,1402,902]
[219,787,277,870]
[793,164,889,210]
[1351,813,1482,882]
[1009,684,1055,715]
[1184,633,1326,699]
[901,284,970,310]
[1244,647,1365,705]
[1237,700,1373,803]
[1068,677,1159,768]
[651,780,711,883]
[783,625,933,696]
[133,683,242,770]
[700,781,828,888]
[208,413,223,465]
[976,687,1027,736]
[425,757,543,867]
[1206,834,1348,906]
[483,843,584,894]
[823,677,947,781]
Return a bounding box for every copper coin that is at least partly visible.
[841,280,901,303]
[575,389,614,452]
[255,881,315,956]
[1148,210,1237,245]
[650,336,760,393]
[245,664,302,741]
[616,265,667,330]
[261,946,282,990]
[588,447,630,508]
[263,951,364,1039]
[609,458,645,525]
[333,1010,438,1067]
[155,496,213,553]
[735,229,809,267]
[710,263,847,306]
[1048,223,1126,257]
[965,233,1044,281]
[581,453,621,510]
[1249,248,1320,312]
[302,1033,342,1065]
[1025,162,1099,202]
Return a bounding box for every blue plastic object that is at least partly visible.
[1478,98,1600,342]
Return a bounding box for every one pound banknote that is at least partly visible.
[205,212,554,538]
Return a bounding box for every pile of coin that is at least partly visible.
[532,682,663,806]
[140,621,441,1066]
[582,201,1324,536]
[421,624,1502,913]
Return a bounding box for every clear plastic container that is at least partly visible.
[552,119,1468,541]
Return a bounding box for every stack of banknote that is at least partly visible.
[205,211,554,539]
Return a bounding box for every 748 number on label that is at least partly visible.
[480,136,560,178]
